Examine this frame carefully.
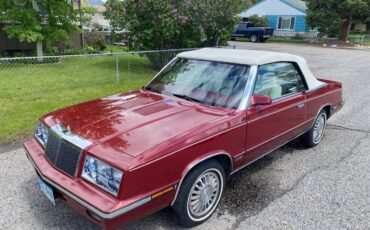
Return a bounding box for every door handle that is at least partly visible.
[297,103,305,109]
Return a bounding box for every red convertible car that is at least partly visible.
[24,48,343,229]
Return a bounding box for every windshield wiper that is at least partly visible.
[172,93,201,103]
[144,86,161,94]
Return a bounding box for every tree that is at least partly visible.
[306,0,370,41]
[0,0,93,56]
[248,14,269,27]
[188,0,249,46]
[105,0,251,50]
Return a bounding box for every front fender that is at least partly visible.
[170,150,233,206]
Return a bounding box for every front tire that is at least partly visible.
[173,160,225,227]
[300,110,327,147]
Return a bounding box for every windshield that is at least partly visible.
[146,58,250,109]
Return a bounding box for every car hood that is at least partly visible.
[42,90,231,159]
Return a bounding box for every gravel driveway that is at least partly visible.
[1,42,369,230]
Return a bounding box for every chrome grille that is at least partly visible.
[45,132,61,163]
[55,141,82,176]
[44,130,82,177]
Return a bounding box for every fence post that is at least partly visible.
[116,54,120,83]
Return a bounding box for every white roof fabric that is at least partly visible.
[177,48,325,90]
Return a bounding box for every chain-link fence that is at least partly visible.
[0,48,197,83]
[348,34,370,46]
[0,48,197,142]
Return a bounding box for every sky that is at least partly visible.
[86,0,106,7]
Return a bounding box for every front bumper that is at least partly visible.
[24,138,173,229]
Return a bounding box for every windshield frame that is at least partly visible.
[145,57,254,110]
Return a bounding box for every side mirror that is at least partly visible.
[250,95,272,106]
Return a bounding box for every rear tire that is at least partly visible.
[250,34,258,43]
[299,110,327,148]
[173,160,225,227]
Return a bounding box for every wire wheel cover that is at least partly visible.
[187,170,221,218]
[313,113,326,143]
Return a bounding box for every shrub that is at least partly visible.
[13,52,24,57]
[84,32,107,51]
[64,47,96,55]
[248,14,269,27]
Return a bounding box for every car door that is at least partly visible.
[243,62,307,164]
[234,23,247,37]
[244,22,255,38]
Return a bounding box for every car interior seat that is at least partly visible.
[254,72,282,100]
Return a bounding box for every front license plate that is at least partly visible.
[37,176,56,206]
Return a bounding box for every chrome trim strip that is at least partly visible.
[231,127,311,175]
[239,65,258,110]
[231,102,334,175]
[312,103,331,124]
[233,151,246,159]
[145,57,178,88]
[304,83,327,93]
[305,89,342,103]
[170,152,233,206]
[35,122,48,147]
[247,118,315,153]
[35,134,46,148]
[271,92,303,103]
[51,124,92,149]
[248,100,307,124]
[24,148,151,219]
[130,123,245,171]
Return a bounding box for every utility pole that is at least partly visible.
[78,0,85,48]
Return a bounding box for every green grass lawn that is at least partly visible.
[0,54,157,144]
[348,33,370,46]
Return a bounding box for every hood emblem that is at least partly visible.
[51,124,92,149]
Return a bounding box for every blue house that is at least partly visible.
[240,0,317,37]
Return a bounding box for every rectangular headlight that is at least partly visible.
[35,121,49,147]
[81,155,123,196]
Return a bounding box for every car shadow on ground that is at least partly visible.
[20,140,305,230]
[21,177,99,230]
[219,140,306,226]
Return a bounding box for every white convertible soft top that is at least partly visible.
[177,48,325,90]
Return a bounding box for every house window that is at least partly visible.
[277,16,295,30]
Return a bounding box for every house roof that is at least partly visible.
[240,0,306,17]
[95,6,106,13]
[281,0,307,12]
[177,48,325,90]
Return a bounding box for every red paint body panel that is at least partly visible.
[24,77,343,229]
[244,93,306,164]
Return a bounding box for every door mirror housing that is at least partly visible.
[250,95,272,106]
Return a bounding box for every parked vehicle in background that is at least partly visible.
[231,22,274,42]
[24,48,343,229]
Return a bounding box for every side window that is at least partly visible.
[237,23,246,30]
[253,62,305,100]
[246,22,255,28]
